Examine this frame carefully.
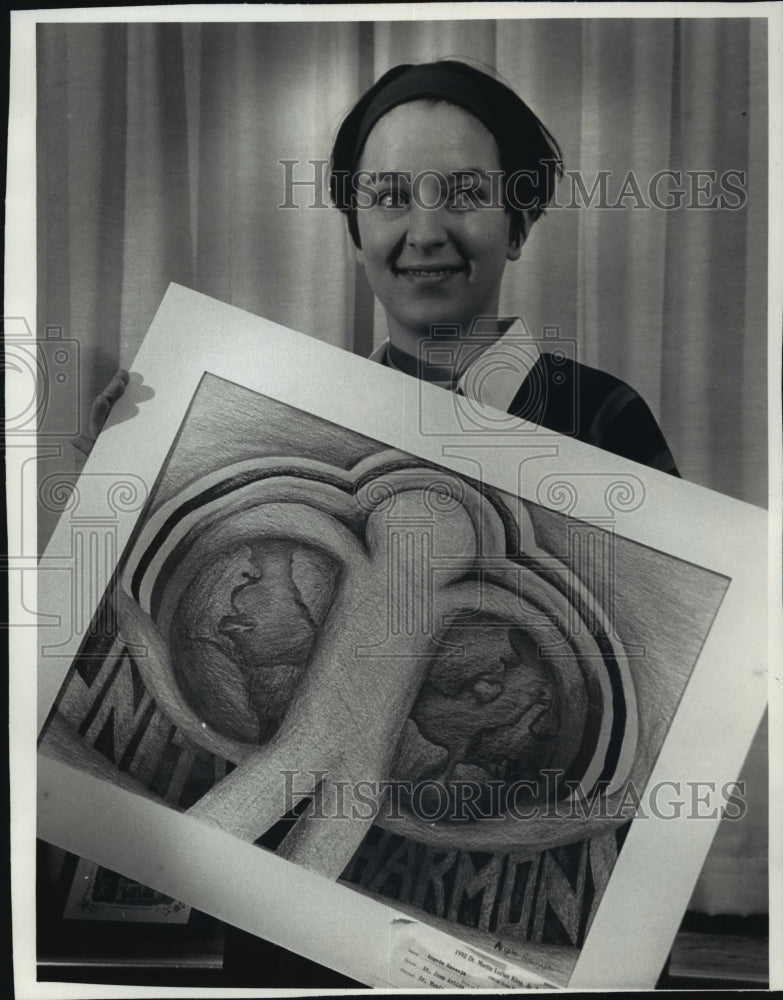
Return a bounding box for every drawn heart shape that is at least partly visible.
[117,450,638,875]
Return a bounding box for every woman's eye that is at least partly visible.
[449,187,481,211]
[377,189,409,209]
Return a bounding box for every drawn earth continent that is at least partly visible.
[170,542,562,794]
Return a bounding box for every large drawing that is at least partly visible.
[39,371,730,963]
[34,285,767,988]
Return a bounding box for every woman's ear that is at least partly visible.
[507,238,522,262]
[507,210,536,260]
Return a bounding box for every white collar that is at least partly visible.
[368,318,541,413]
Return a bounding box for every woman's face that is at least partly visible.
[355,101,522,356]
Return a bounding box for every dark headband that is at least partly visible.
[354,63,514,167]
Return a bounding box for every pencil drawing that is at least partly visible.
[111,445,642,870]
[39,375,730,950]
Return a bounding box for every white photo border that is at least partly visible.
[8,3,782,995]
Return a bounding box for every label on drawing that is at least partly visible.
[387,920,555,990]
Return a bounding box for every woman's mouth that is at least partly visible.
[395,264,467,282]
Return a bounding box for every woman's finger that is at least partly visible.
[103,369,130,401]
[87,371,127,437]
[88,394,112,441]
[73,369,130,456]
[70,433,94,457]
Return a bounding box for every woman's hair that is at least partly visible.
[330,59,564,248]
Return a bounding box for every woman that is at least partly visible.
[81,60,677,478]
[332,59,679,475]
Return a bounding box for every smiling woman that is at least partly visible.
[330,60,560,370]
[355,102,520,361]
[328,60,679,474]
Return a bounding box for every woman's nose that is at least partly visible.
[405,201,449,249]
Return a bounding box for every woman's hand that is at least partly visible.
[71,369,130,457]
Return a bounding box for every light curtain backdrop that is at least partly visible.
[36,18,768,919]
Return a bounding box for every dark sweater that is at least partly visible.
[510,352,679,476]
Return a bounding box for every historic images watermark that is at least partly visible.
[279,161,748,212]
[4,315,149,648]
[281,770,748,823]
